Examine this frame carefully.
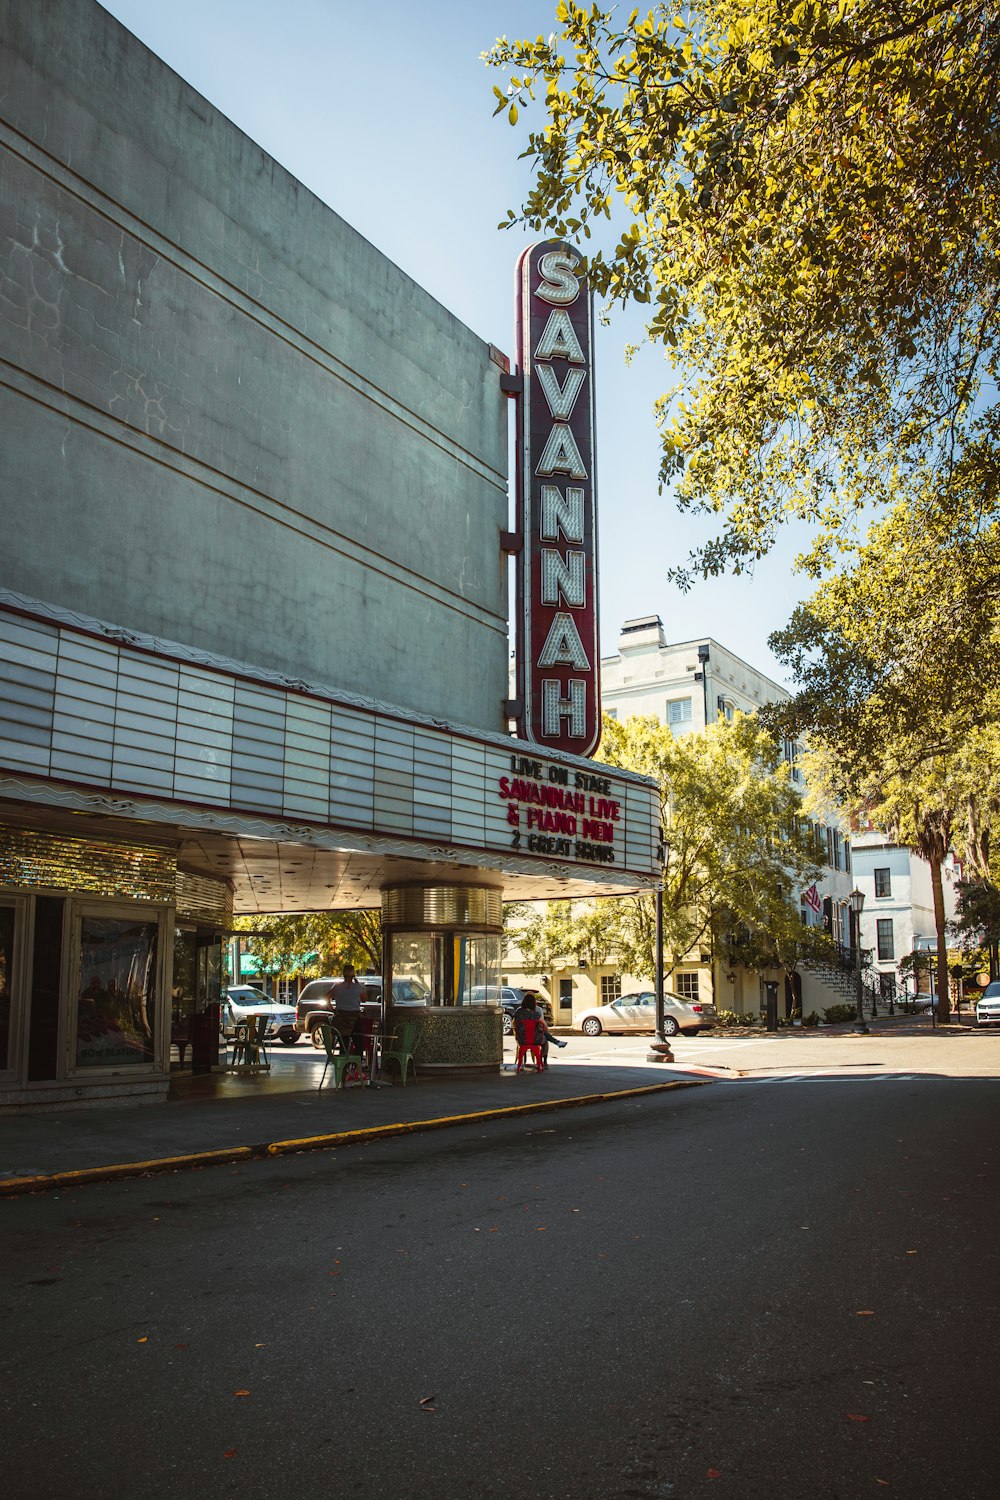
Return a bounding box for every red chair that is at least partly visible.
[515,1017,544,1072]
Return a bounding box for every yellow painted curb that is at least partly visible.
[0,1079,707,1197]
[0,1146,254,1197]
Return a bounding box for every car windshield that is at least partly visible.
[394,978,430,1000]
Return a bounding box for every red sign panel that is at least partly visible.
[514,240,600,756]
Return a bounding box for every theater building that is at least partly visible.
[0,1,659,1110]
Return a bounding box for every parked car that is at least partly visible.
[574,990,715,1037]
[357,974,432,1007]
[294,974,429,1046]
[976,980,1000,1027]
[467,985,554,1034]
[223,986,299,1045]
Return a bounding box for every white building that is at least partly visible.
[850,831,960,999]
[601,615,791,736]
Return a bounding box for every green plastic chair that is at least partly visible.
[231,1014,270,1073]
[382,1021,418,1086]
[317,1023,364,1090]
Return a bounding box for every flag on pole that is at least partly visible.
[801,883,822,913]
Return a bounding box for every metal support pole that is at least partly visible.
[654,885,665,1042]
[854,931,869,1034]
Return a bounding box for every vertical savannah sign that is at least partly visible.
[514,240,600,757]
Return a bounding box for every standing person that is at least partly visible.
[330,962,365,1053]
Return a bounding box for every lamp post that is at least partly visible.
[849,887,869,1034]
[654,838,668,1041]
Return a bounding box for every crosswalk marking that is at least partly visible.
[752,1072,925,1084]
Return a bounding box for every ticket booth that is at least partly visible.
[382,883,505,1074]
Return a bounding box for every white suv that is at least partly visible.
[976,981,1000,1027]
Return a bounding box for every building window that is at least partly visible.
[876,918,895,961]
[783,739,801,782]
[667,697,692,726]
[674,971,699,1000]
[606,708,617,720]
[600,974,621,1004]
[874,867,892,898]
[559,978,573,1010]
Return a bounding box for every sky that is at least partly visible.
[98,0,810,684]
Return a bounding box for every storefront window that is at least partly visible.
[75,916,158,1069]
[0,904,15,1071]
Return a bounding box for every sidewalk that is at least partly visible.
[0,1058,707,1195]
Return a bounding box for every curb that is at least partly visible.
[0,1079,709,1197]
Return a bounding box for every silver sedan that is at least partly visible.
[575,991,715,1037]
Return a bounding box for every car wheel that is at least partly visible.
[662,1016,680,1036]
[311,1023,328,1048]
[502,1013,513,1035]
[581,1017,603,1037]
[279,1034,299,1046]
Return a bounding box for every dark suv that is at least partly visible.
[468,985,553,1035]
[295,977,380,1047]
[294,974,430,1046]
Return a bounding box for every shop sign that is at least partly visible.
[515,240,600,756]
[498,751,620,865]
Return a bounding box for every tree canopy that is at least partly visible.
[487,1,1000,579]
[231,910,381,980]
[765,509,1000,1017]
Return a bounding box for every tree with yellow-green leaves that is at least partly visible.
[766,503,1000,1021]
[487,2,1000,580]
[231,910,381,983]
[513,711,830,994]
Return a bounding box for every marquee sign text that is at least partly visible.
[514,241,600,756]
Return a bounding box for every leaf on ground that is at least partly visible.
[536,1226,548,1231]
[223,1449,237,1460]
[234,1390,251,1398]
[707,1468,722,1479]
[845,1413,871,1422]
[136,1337,148,1344]
[855,1310,875,1316]
[174,1343,189,1350]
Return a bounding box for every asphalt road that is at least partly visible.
[3,1074,999,1499]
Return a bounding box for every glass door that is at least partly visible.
[0,897,26,1081]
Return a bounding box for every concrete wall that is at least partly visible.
[0,0,508,730]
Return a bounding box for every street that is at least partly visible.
[4,1063,1000,1498]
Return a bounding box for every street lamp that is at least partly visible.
[654,837,668,1041]
[849,887,869,1035]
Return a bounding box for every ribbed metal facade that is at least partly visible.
[381,883,503,932]
[175,867,233,927]
[0,824,175,902]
